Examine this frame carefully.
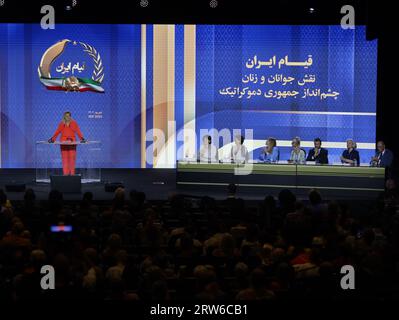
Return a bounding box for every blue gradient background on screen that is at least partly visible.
[196,25,377,163]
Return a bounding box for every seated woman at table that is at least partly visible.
[340,139,360,166]
[198,135,218,163]
[230,135,249,163]
[258,137,279,163]
[289,137,306,164]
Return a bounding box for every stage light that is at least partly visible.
[140,0,149,7]
[0,0,5,7]
[210,0,218,8]
[65,0,77,11]
[309,7,315,13]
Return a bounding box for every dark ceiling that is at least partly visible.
[0,0,380,29]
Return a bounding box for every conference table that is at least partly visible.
[176,161,386,199]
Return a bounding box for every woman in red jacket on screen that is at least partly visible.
[48,111,86,175]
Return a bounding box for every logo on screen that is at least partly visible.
[38,39,105,93]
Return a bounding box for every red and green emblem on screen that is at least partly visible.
[38,39,104,93]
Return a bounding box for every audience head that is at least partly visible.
[194,265,217,286]
[250,268,267,289]
[48,189,63,202]
[113,187,125,209]
[151,280,169,300]
[30,250,47,269]
[24,188,36,203]
[220,233,235,256]
[278,189,296,208]
[308,189,322,206]
[106,233,122,251]
[48,189,63,211]
[129,190,146,209]
[234,262,249,278]
[82,191,94,202]
[263,195,276,209]
[386,178,396,190]
[115,249,128,265]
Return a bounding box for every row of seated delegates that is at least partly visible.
[258,136,324,164]
[197,134,250,163]
[289,137,393,167]
[198,134,250,164]
[289,136,329,164]
[341,139,394,168]
[198,135,394,167]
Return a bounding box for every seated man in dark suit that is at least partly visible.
[306,138,329,164]
[371,140,394,168]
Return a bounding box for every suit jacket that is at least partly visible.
[341,149,360,166]
[375,148,393,168]
[52,120,83,142]
[306,148,328,164]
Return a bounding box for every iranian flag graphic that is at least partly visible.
[39,77,105,93]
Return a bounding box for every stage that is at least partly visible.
[0,167,386,202]
[0,169,175,201]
